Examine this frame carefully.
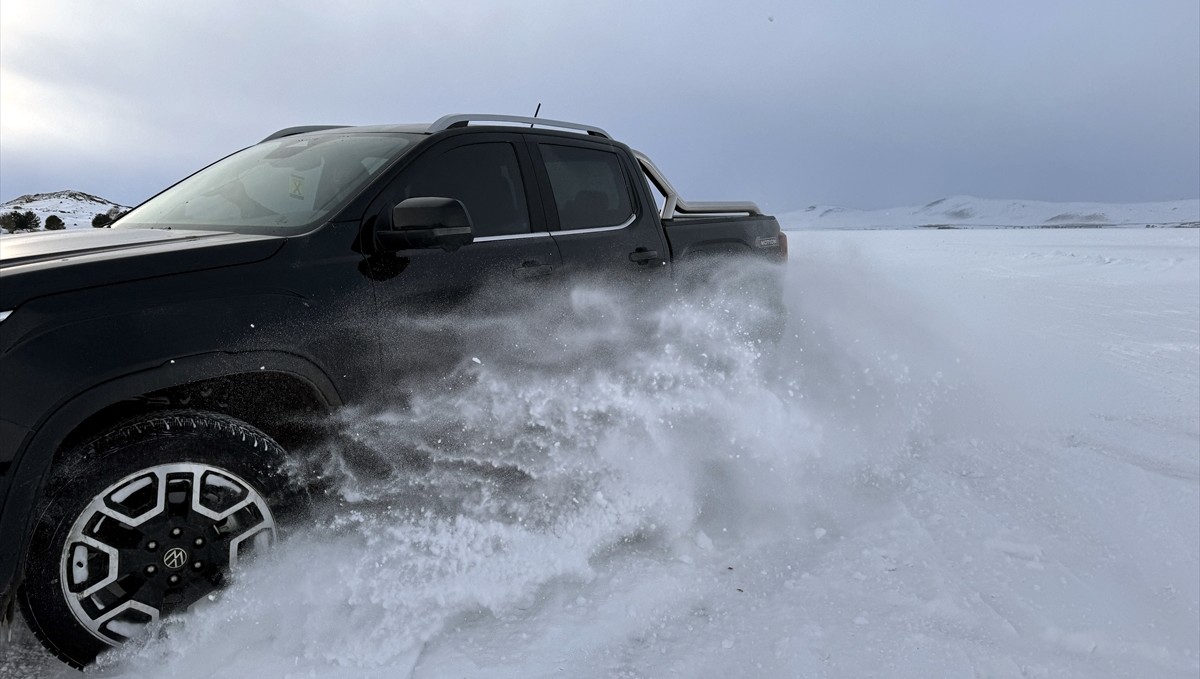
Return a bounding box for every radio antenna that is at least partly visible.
[530,103,541,127]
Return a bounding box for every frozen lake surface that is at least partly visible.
[4,228,1197,678]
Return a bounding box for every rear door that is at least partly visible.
[526,136,671,282]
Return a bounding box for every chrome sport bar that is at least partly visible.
[632,150,762,220]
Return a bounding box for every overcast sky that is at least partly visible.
[1,1,1197,212]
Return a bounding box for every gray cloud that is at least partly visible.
[2,0,1197,211]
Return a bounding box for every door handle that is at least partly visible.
[514,262,553,279]
[629,249,659,263]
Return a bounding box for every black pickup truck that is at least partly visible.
[0,113,785,666]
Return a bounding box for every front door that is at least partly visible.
[361,133,561,386]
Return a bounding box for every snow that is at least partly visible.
[780,195,1200,230]
[3,228,1197,678]
[0,191,129,231]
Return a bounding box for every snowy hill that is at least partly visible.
[0,190,131,231]
[780,195,1200,230]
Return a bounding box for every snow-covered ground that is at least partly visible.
[3,228,1197,678]
[780,195,1200,230]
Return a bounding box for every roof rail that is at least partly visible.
[632,150,762,219]
[428,114,610,139]
[260,125,349,143]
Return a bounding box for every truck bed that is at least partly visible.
[664,214,785,261]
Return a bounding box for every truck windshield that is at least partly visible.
[117,132,419,232]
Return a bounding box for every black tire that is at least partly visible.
[17,411,290,668]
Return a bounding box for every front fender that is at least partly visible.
[0,349,342,609]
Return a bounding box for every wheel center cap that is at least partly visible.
[162,547,189,570]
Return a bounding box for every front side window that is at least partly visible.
[396,142,531,238]
[118,133,417,232]
[540,144,635,230]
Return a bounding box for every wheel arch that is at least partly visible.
[0,350,341,612]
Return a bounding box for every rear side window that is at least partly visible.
[540,144,634,230]
[399,142,531,237]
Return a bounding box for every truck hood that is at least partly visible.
[0,228,285,308]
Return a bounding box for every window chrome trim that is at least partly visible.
[0,310,11,323]
[474,231,553,243]
[553,214,636,236]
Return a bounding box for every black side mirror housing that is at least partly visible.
[377,197,474,252]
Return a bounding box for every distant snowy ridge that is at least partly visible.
[1,190,131,231]
[5,190,1198,233]
[780,195,1200,230]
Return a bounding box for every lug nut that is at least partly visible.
[170,528,183,537]
[192,561,203,570]
[145,565,157,575]
[146,541,158,551]
[169,575,180,584]
[194,537,205,547]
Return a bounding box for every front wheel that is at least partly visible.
[18,411,289,668]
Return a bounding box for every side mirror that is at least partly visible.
[377,197,474,252]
